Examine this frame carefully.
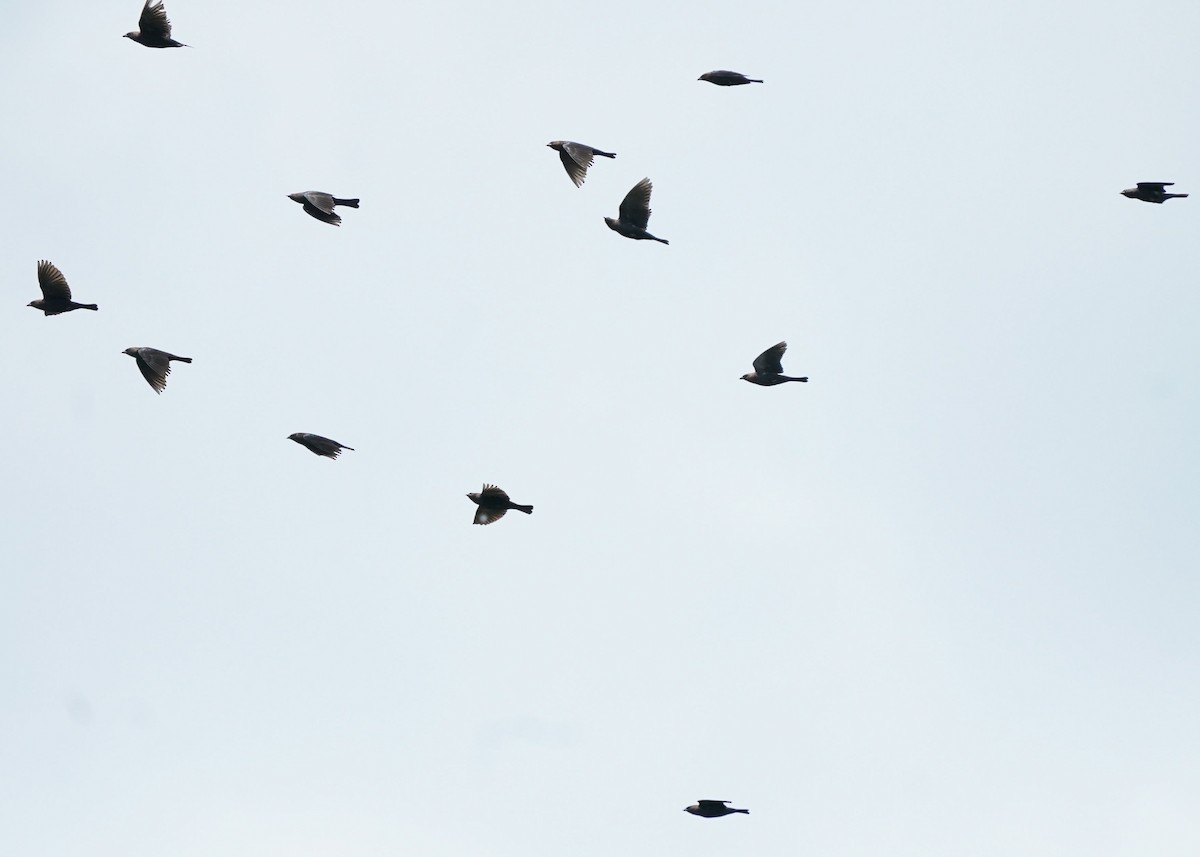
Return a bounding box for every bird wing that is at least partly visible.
[752,341,787,375]
[559,143,594,187]
[37,260,73,301]
[136,348,172,393]
[618,178,654,229]
[303,202,342,225]
[1136,182,1172,190]
[140,0,174,40]
[698,800,731,807]
[480,484,511,502]
[474,505,508,525]
[303,192,338,214]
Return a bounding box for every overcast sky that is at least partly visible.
[3,1,1199,856]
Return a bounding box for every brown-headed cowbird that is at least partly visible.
[288,191,360,226]
[741,341,807,386]
[685,800,749,818]
[288,433,354,459]
[467,484,533,525]
[1120,182,1188,203]
[547,141,616,187]
[28,261,98,315]
[124,1,187,48]
[698,70,762,86]
[122,347,191,393]
[605,178,668,244]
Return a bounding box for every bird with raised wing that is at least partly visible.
[685,800,749,818]
[288,191,360,226]
[605,178,668,244]
[547,140,616,187]
[1120,182,1188,204]
[698,70,762,86]
[288,433,354,459]
[741,341,807,386]
[467,485,533,525]
[124,0,187,48]
[122,347,192,394]
[28,261,98,315]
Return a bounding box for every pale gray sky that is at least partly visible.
[3,1,1199,856]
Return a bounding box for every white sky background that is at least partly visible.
[2,0,1199,855]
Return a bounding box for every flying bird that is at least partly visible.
[28,260,98,315]
[698,70,762,86]
[605,178,668,244]
[467,484,533,525]
[1120,182,1188,204]
[685,800,749,818]
[741,341,808,386]
[288,433,354,459]
[288,191,361,226]
[123,0,187,48]
[122,347,192,393]
[547,140,616,187]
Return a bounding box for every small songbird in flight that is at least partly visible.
[288,433,355,459]
[741,341,808,386]
[467,484,533,525]
[1120,182,1188,203]
[124,0,188,48]
[605,178,668,244]
[28,260,98,315]
[698,70,762,86]
[122,347,192,393]
[546,140,617,187]
[288,191,361,226]
[685,800,749,818]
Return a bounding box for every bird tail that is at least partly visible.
[595,150,617,159]
[334,198,361,208]
[1171,193,1190,199]
[80,304,99,311]
[654,237,670,245]
[176,356,194,363]
[792,376,808,383]
[734,809,749,814]
[749,79,764,83]
[512,504,534,515]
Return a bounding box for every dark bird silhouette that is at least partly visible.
[122,347,192,393]
[288,191,360,226]
[605,178,668,244]
[547,140,616,187]
[698,70,762,86]
[123,0,187,48]
[685,800,749,818]
[288,433,354,459]
[741,341,807,386]
[1120,182,1188,204]
[28,261,98,315]
[467,484,533,525]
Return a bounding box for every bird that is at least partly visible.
[605,178,668,244]
[546,141,616,187]
[698,70,762,86]
[122,347,192,393]
[28,260,98,315]
[288,191,360,226]
[741,341,808,386]
[685,800,749,818]
[1120,182,1188,203]
[466,484,533,525]
[123,0,187,48]
[288,433,354,459]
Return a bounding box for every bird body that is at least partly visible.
[605,178,668,244]
[28,260,98,315]
[685,800,749,818]
[547,140,616,187]
[698,70,762,86]
[124,0,187,47]
[467,484,533,525]
[122,347,192,393]
[741,341,807,385]
[1120,182,1188,203]
[288,191,360,225]
[288,433,354,459]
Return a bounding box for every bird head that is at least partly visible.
[546,141,560,149]
[466,492,481,503]
[740,373,755,382]
[27,300,39,309]
[122,347,139,357]
[123,31,138,40]
[287,433,304,443]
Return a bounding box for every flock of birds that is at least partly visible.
[25,0,1190,820]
